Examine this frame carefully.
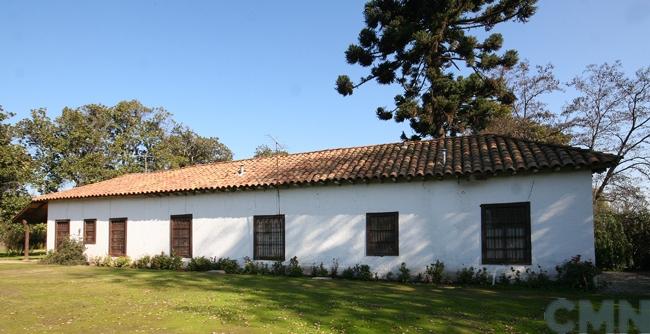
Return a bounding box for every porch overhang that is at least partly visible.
[12,201,48,225]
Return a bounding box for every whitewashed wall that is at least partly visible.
[46,171,595,276]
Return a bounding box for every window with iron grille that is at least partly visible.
[366,212,399,256]
[481,202,531,265]
[170,214,192,258]
[84,219,96,245]
[253,215,285,261]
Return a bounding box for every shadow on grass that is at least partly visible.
[0,250,46,258]
[64,266,643,333]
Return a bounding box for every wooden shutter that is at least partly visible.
[253,215,285,261]
[366,212,399,256]
[84,219,96,244]
[170,214,192,258]
[55,220,70,249]
[481,202,531,265]
[109,218,127,257]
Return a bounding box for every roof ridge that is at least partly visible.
[134,138,427,176]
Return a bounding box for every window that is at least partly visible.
[55,220,70,249]
[253,215,285,260]
[481,202,531,265]
[170,214,192,258]
[366,212,399,256]
[84,219,96,245]
[109,218,127,257]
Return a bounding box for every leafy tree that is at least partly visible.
[254,144,288,158]
[484,60,570,144]
[0,106,34,250]
[0,106,32,199]
[594,208,632,270]
[594,202,650,271]
[18,100,232,192]
[15,108,63,193]
[336,0,537,139]
[562,62,650,203]
[162,124,233,168]
[620,209,650,270]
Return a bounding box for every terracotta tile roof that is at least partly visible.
[34,134,619,202]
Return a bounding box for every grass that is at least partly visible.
[0,262,643,333]
[0,249,46,261]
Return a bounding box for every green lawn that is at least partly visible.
[0,262,641,333]
[0,250,46,261]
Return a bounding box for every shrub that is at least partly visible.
[595,210,633,270]
[214,257,240,274]
[271,261,285,275]
[455,266,490,285]
[474,267,490,285]
[523,266,551,288]
[556,255,601,290]
[40,238,87,265]
[242,257,257,274]
[99,255,113,267]
[509,267,523,284]
[425,260,445,284]
[150,252,183,270]
[455,267,475,285]
[310,262,328,277]
[133,255,152,269]
[619,209,650,271]
[242,257,270,275]
[414,273,424,283]
[355,264,373,281]
[188,256,214,271]
[112,256,132,268]
[88,256,103,266]
[594,206,650,271]
[286,256,303,277]
[341,264,373,280]
[341,266,355,279]
[330,258,339,278]
[257,262,270,275]
[397,262,411,283]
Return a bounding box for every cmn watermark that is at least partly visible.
[545,298,650,333]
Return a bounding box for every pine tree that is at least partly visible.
[336,0,537,139]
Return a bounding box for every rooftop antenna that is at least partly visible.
[266,135,284,215]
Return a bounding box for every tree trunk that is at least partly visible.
[594,164,616,205]
[22,219,30,261]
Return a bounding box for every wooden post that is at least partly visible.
[22,219,30,261]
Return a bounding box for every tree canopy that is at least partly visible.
[18,100,232,193]
[0,106,34,251]
[336,0,537,139]
[254,144,289,158]
[562,62,650,203]
[484,60,570,145]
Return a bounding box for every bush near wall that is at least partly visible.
[40,238,87,265]
[81,252,602,291]
[595,208,650,271]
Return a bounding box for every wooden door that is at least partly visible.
[170,215,192,258]
[55,220,70,249]
[109,219,127,256]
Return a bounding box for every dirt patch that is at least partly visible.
[598,271,650,295]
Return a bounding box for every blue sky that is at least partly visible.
[2,1,649,159]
